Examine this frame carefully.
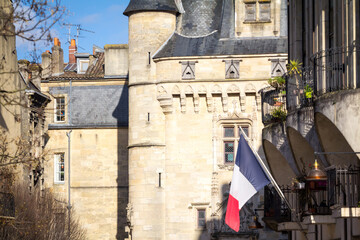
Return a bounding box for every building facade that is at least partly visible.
[41,0,290,239]
[41,41,129,239]
[262,1,360,239]
[124,0,287,239]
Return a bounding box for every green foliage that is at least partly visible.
[271,107,287,122]
[304,84,313,98]
[268,76,286,89]
[287,59,303,76]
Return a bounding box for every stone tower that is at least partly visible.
[124,1,178,239]
[125,0,288,239]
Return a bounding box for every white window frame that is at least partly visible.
[54,97,65,123]
[78,60,90,74]
[54,153,65,184]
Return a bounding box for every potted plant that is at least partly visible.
[304,84,313,99]
[268,76,286,89]
[270,107,287,122]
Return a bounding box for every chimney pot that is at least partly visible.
[71,39,76,46]
[54,37,60,46]
[68,39,77,64]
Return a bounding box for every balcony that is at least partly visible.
[0,192,15,219]
[263,166,360,231]
[260,87,287,125]
[286,42,360,111]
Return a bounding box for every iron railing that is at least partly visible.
[312,42,360,96]
[0,192,15,218]
[264,186,292,223]
[286,42,360,110]
[327,166,360,207]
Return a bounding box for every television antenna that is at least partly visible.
[63,23,95,50]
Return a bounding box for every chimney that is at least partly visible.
[51,37,64,76]
[104,44,129,78]
[41,50,51,78]
[69,39,77,64]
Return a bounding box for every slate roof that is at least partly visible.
[122,0,288,58]
[123,0,178,16]
[46,52,105,80]
[48,85,129,127]
[154,32,288,58]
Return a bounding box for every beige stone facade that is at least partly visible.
[41,0,289,239]
[125,0,287,239]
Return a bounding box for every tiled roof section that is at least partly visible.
[123,0,178,16]
[178,0,223,37]
[45,52,105,80]
[85,52,104,76]
[154,32,288,58]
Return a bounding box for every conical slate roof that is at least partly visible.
[123,0,178,16]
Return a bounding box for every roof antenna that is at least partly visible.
[63,23,95,51]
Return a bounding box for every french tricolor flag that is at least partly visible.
[225,135,270,232]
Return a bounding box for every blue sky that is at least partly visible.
[17,0,131,62]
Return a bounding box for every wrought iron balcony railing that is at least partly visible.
[260,87,287,125]
[286,42,360,111]
[263,166,360,229]
[327,166,360,207]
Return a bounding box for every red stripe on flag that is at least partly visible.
[225,194,240,232]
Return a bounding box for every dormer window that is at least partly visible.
[180,61,196,80]
[224,60,241,79]
[79,60,89,73]
[75,53,90,74]
[244,0,271,23]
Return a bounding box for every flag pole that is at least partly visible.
[238,127,292,210]
[238,127,308,238]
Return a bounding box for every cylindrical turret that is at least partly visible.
[124,1,177,239]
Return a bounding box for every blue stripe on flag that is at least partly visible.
[236,135,270,191]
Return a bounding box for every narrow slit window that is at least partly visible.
[197,209,206,228]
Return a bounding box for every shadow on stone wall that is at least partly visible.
[197,183,263,240]
[112,85,129,240]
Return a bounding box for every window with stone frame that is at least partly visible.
[54,153,65,184]
[259,2,271,21]
[244,2,256,21]
[223,125,249,164]
[244,0,271,23]
[54,97,65,122]
[197,209,206,229]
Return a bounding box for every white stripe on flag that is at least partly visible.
[229,165,257,210]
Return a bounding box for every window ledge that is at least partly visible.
[218,164,234,171]
[243,20,272,24]
[54,181,65,185]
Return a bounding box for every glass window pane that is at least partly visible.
[224,127,234,137]
[198,220,205,227]
[225,142,234,152]
[225,153,234,162]
[239,127,249,137]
